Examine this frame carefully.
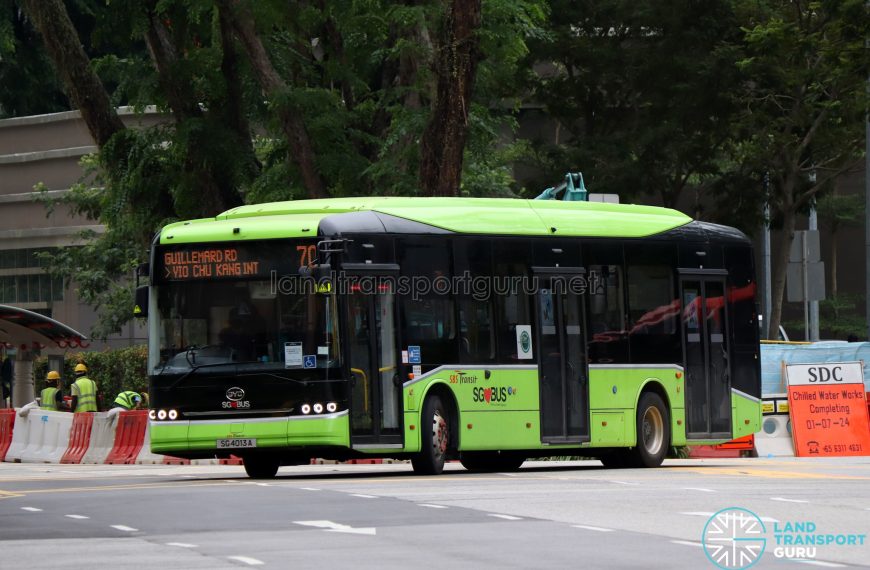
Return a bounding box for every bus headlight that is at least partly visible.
[326,402,337,413]
[313,403,324,414]
[301,404,311,415]
[168,409,178,420]
[157,409,167,420]
[149,409,156,420]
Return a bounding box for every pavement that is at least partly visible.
[1,457,869,569]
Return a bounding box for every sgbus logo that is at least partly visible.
[472,386,517,405]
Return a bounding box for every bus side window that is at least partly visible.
[459,299,496,363]
[626,263,680,364]
[495,289,531,362]
[587,264,628,364]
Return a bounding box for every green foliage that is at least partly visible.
[33,346,148,410]
[525,0,741,207]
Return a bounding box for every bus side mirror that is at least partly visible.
[133,285,148,319]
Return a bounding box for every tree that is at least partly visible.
[16,0,544,336]
[730,0,869,338]
[816,182,864,296]
[524,0,741,207]
[419,0,482,196]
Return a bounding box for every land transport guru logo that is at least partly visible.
[701,507,866,569]
[702,508,766,569]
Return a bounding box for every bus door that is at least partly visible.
[679,271,732,439]
[533,268,589,443]
[344,267,404,448]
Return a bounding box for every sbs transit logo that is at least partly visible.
[702,508,767,569]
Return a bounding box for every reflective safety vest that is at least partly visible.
[40,386,59,411]
[73,377,97,412]
[113,390,140,410]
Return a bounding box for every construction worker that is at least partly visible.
[39,370,66,411]
[69,363,97,412]
[112,390,143,411]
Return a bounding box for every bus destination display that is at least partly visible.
[159,243,301,281]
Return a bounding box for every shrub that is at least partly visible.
[34,345,147,410]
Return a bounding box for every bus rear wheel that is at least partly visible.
[460,451,525,473]
[243,455,279,479]
[628,392,670,468]
[411,394,449,475]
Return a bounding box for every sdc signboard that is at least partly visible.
[785,362,870,457]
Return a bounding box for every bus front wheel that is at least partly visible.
[629,392,670,468]
[243,455,279,479]
[412,394,449,475]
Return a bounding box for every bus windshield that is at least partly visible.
[150,240,338,373]
[153,279,338,373]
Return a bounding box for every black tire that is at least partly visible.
[243,455,279,479]
[627,392,670,468]
[411,394,449,475]
[599,450,631,469]
[460,451,525,473]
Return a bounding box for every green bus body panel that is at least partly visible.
[731,390,762,439]
[160,213,328,244]
[587,367,687,447]
[401,365,693,453]
[150,414,350,454]
[159,197,691,243]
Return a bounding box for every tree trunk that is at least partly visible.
[419,0,482,197]
[768,207,797,340]
[22,0,125,148]
[220,0,326,199]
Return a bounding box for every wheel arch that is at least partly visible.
[635,378,673,447]
[418,380,460,454]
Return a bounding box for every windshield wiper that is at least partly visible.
[167,360,260,390]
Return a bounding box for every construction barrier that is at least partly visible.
[80,413,117,464]
[688,435,754,459]
[134,421,168,464]
[12,410,74,464]
[60,413,95,464]
[0,410,15,462]
[105,410,148,464]
[5,410,31,462]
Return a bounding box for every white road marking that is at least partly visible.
[166,542,198,548]
[300,487,320,491]
[771,497,809,504]
[671,540,704,548]
[609,480,640,486]
[223,480,238,483]
[418,504,448,509]
[20,507,42,512]
[294,520,376,535]
[791,560,846,568]
[255,483,271,487]
[65,514,89,519]
[680,511,779,523]
[573,525,615,532]
[349,493,377,498]
[227,556,264,566]
[488,514,522,521]
[111,525,138,532]
[684,487,716,493]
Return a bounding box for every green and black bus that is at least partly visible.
[142,195,762,477]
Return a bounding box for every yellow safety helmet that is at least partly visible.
[46,370,61,381]
[74,363,88,375]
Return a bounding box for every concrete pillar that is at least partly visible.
[12,348,34,408]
